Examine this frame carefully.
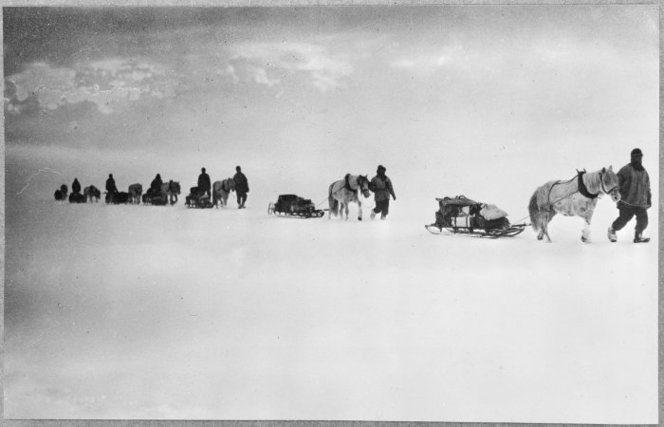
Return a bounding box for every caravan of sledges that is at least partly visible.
[53,165,633,243]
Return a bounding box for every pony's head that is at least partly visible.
[357,175,371,198]
[599,166,620,202]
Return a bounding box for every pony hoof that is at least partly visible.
[581,237,591,243]
[358,218,362,221]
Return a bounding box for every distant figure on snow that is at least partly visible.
[72,178,81,195]
[233,166,249,209]
[198,167,211,198]
[608,148,652,243]
[54,184,68,201]
[151,174,164,194]
[106,173,118,195]
[369,165,396,220]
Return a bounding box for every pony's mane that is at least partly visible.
[346,174,360,188]
[583,167,615,194]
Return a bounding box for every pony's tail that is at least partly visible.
[328,184,338,216]
[528,191,540,231]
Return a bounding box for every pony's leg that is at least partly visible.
[543,211,557,242]
[357,199,362,221]
[581,213,593,243]
[344,203,349,220]
[581,220,591,242]
[539,212,552,242]
[533,214,544,240]
[535,213,545,241]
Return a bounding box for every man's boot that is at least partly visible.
[634,233,650,243]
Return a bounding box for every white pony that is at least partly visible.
[212,178,236,208]
[528,167,620,242]
[328,174,371,221]
[160,180,181,205]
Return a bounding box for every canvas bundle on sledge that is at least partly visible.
[425,195,526,238]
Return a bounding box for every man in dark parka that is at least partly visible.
[369,165,396,220]
[72,178,81,194]
[198,167,211,198]
[608,148,652,243]
[233,166,249,209]
[106,174,118,195]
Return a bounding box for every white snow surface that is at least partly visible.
[4,154,658,423]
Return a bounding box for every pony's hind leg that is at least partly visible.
[357,200,362,221]
[539,213,553,243]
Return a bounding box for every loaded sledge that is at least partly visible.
[142,188,168,205]
[425,195,526,238]
[185,186,214,209]
[268,194,325,218]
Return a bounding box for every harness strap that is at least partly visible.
[577,171,599,199]
[544,180,562,211]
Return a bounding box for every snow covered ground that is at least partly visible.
[4,153,658,423]
[3,5,658,422]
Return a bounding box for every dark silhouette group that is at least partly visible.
[56,166,250,211]
[186,166,249,209]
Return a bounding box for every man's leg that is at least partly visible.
[634,207,649,242]
[370,201,379,219]
[611,205,635,231]
[608,204,635,242]
[380,200,389,219]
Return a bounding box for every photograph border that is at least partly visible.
[1,0,660,426]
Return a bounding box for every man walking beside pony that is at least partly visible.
[369,165,396,220]
[608,148,651,243]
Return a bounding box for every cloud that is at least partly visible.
[5,59,176,115]
[247,65,280,87]
[222,65,240,84]
[228,41,353,92]
[390,42,474,74]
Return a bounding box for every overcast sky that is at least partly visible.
[4,5,658,207]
